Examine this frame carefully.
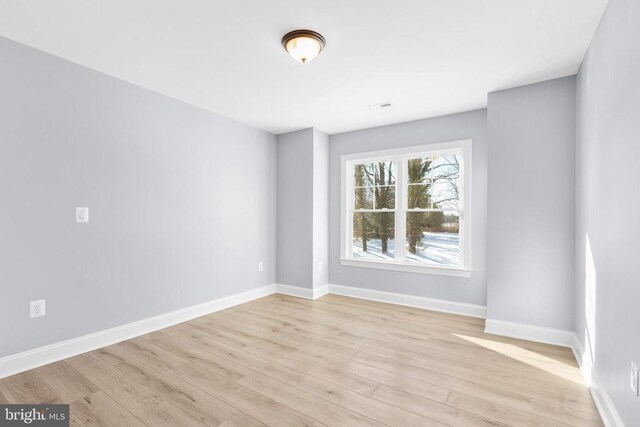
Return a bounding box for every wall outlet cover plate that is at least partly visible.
[30,299,46,318]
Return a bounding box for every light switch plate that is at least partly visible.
[76,207,89,223]
[632,362,639,397]
[258,262,264,272]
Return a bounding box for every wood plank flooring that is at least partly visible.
[0,294,602,426]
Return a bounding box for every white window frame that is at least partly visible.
[340,139,472,278]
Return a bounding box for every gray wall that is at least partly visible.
[276,128,329,290]
[276,129,314,288]
[0,37,277,358]
[329,110,488,305]
[312,129,329,289]
[486,76,576,330]
[575,0,640,423]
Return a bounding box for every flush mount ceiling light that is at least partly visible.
[281,29,326,64]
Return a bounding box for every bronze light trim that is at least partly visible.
[281,29,326,63]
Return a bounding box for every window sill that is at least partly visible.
[339,258,472,278]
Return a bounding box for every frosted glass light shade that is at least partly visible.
[282,30,326,63]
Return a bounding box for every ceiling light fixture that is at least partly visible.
[281,29,326,64]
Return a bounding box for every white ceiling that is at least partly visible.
[0,0,607,134]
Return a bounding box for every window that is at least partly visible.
[340,140,471,277]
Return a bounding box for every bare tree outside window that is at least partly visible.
[351,154,461,266]
[352,162,396,260]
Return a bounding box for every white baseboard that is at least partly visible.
[1,280,621,427]
[484,318,575,348]
[328,283,487,318]
[275,283,486,319]
[274,283,330,300]
[313,284,330,299]
[572,336,625,427]
[0,283,331,379]
[275,283,315,299]
[0,284,277,380]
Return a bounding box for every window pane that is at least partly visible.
[430,179,459,210]
[354,187,374,209]
[352,212,395,260]
[373,161,396,185]
[408,182,431,209]
[406,212,460,265]
[354,164,370,187]
[409,154,460,209]
[354,162,396,186]
[408,158,434,184]
[374,186,395,209]
[430,154,460,180]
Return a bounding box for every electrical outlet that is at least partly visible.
[631,362,639,397]
[30,300,46,318]
[258,262,264,272]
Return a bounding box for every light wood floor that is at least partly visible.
[0,294,602,426]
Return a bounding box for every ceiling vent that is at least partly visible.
[367,101,392,111]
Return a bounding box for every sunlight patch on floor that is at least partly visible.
[453,334,585,385]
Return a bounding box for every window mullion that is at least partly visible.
[346,162,354,258]
[395,157,406,262]
[459,152,467,268]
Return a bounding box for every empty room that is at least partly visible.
[0,0,638,426]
